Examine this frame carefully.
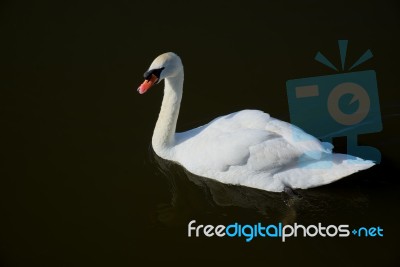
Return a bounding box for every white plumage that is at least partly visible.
[138,52,374,192]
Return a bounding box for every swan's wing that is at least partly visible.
[174,120,276,172]
[265,117,333,160]
[174,109,329,173]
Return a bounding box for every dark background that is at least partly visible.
[1,0,399,266]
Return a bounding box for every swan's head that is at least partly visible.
[137,52,182,94]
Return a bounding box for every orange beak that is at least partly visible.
[137,74,158,94]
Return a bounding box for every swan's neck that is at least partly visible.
[152,70,183,158]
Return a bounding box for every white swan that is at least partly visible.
[137,52,374,192]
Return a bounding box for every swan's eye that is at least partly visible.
[143,67,165,81]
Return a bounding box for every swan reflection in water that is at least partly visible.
[148,148,369,227]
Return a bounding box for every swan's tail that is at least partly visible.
[274,153,375,190]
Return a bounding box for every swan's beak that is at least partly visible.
[137,74,158,94]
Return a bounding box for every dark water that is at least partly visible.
[1,1,400,266]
